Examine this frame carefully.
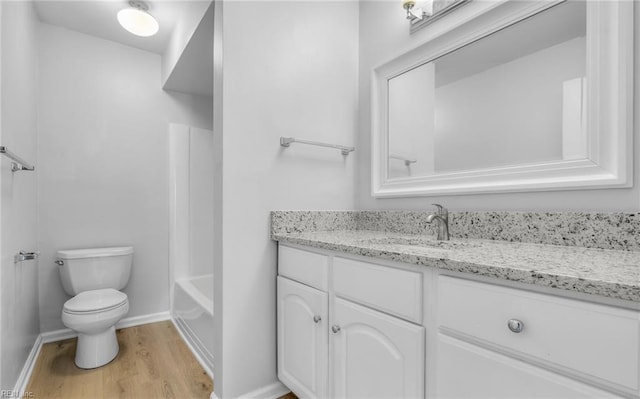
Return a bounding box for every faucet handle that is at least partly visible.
[431,203,447,215]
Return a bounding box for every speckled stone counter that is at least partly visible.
[272,210,640,251]
[271,214,640,304]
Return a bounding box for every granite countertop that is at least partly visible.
[272,230,640,303]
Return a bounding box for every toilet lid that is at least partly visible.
[64,288,128,314]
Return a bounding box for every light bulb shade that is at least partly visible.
[117,8,159,37]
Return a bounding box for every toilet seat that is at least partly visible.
[64,288,128,315]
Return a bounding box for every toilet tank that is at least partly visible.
[56,246,134,296]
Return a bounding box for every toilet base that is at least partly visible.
[74,326,119,369]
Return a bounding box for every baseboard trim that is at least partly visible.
[170,317,214,379]
[40,327,76,344]
[13,334,43,394]
[239,381,290,399]
[116,311,171,329]
[40,311,171,344]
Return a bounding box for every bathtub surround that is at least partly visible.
[272,211,640,251]
[168,124,214,377]
[173,276,213,376]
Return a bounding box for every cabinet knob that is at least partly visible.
[331,325,341,334]
[507,319,524,333]
[313,315,322,324]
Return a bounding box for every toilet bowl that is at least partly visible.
[62,288,129,369]
[56,246,133,369]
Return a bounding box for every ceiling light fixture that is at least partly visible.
[117,0,159,37]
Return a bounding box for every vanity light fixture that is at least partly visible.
[403,0,470,34]
[117,0,159,37]
[402,0,433,22]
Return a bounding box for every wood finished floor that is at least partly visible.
[26,321,212,399]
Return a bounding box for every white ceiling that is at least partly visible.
[34,1,192,55]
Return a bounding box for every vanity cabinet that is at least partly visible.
[277,244,640,399]
[277,245,425,399]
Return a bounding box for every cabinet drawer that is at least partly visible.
[333,257,422,323]
[436,334,619,398]
[438,276,640,393]
[279,245,328,291]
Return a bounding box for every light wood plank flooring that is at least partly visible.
[26,321,212,399]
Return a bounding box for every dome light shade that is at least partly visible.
[117,2,159,37]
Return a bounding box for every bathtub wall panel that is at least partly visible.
[173,278,213,374]
[189,127,214,278]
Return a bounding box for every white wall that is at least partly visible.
[0,1,40,389]
[214,1,358,397]
[37,23,213,332]
[358,1,640,211]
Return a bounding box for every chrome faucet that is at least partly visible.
[426,203,450,241]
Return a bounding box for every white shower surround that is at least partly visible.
[169,123,214,378]
[174,275,214,374]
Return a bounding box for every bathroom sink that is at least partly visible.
[358,236,479,250]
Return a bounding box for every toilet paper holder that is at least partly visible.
[15,250,39,263]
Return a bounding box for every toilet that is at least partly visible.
[56,246,133,369]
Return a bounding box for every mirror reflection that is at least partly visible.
[387,1,586,179]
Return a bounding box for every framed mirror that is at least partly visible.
[371,0,633,197]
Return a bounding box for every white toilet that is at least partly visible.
[56,246,133,369]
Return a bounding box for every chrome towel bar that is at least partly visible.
[280,137,355,156]
[389,154,417,166]
[0,146,35,172]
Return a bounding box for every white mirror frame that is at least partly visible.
[371,0,634,197]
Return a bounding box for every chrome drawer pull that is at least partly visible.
[508,319,524,333]
[331,325,341,334]
[313,315,322,324]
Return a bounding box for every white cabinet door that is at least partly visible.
[331,298,425,399]
[277,276,328,398]
[436,334,620,398]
